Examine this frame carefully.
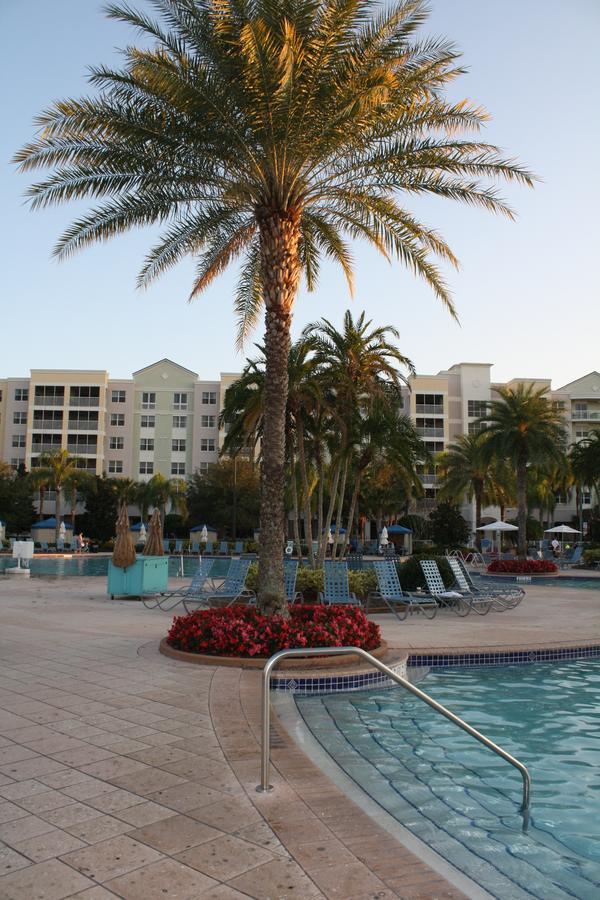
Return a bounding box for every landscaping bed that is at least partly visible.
[487,559,558,575]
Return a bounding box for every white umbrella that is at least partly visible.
[544,525,581,534]
[200,525,208,542]
[476,520,518,555]
[380,526,389,547]
[59,521,66,539]
[139,522,147,543]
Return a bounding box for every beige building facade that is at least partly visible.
[1,359,598,526]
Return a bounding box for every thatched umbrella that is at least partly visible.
[143,509,164,557]
[112,505,136,569]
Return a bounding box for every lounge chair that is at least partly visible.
[234,541,244,555]
[204,540,214,555]
[182,557,255,613]
[557,545,583,569]
[39,541,49,553]
[143,558,215,611]
[218,541,229,555]
[346,554,364,571]
[189,541,200,555]
[447,557,524,610]
[174,539,183,553]
[419,560,474,616]
[248,558,301,605]
[162,539,171,554]
[367,560,437,620]
[319,560,361,607]
[56,538,64,552]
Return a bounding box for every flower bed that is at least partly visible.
[166,604,381,658]
[487,559,558,574]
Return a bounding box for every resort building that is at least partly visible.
[1,359,598,525]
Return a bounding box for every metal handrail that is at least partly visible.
[258,646,531,815]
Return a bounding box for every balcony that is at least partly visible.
[33,396,64,407]
[415,404,444,415]
[419,474,438,485]
[67,421,99,431]
[571,410,600,421]
[67,443,98,455]
[69,397,100,407]
[416,427,444,438]
[31,443,62,453]
[32,420,62,430]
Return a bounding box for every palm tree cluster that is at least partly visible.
[16,0,533,608]
[436,384,599,557]
[221,310,427,582]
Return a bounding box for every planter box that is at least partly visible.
[108,556,168,598]
[159,638,388,669]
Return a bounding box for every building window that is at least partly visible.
[468,421,486,435]
[467,400,489,418]
[140,415,155,428]
[67,434,97,454]
[201,391,217,405]
[11,458,22,470]
[110,413,125,427]
[12,435,26,448]
[139,462,154,475]
[68,410,98,430]
[70,386,100,406]
[14,388,29,402]
[424,441,444,453]
[173,392,188,410]
[415,393,444,414]
[172,439,186,452]
[171,462,186,476]
[199,462,209,474]
[140,438,154,451]
[141,392,156,410]
[111,389,126,403]
[201,414,216,428]
[108,460,123,474]
[172,415,187,429]
[200,438,216,452]
[109,436,124,450]
[13,411,27,425]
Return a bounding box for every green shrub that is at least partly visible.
[583,549,600,566]
[397,554,454,591]
[244,563,376,602]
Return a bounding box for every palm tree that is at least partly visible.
[16,0,533,613]
[64,468,95,529]
[146,473,187,528]
[437,433,492,545]
[33,450,84,543]
[570,431,600,526]
[481,386,567,557]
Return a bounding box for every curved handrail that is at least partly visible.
[258,646,531,816]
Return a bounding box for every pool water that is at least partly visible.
[0,555,210,578]
[473,573,600,590]
[297,659,600,899]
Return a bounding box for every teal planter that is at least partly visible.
[107,556,169,598]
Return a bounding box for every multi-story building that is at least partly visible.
[1,359,598,525]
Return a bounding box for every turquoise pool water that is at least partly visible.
[0,556,207,578]
[297,659,600,899]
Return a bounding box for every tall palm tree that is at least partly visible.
[16,0,533,612]
[481,386,567,557]
[437,433,492,545]
[33,450,84,543]
[570,431,600,525]
[146,473,188,528]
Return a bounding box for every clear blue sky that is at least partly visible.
[2,1,599,387]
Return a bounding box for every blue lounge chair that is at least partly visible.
[248,558,301,605]
[557,545,583,569]
[234,541,244,555]
[367,560,437,620]
[419,560,471,616]
[162,539,171,554]
[182,557,255,613]
[174,539,183,553]
[447,557,524,610]
[56,538,64,552]
[204,540,214,555]
[346,554,364,571]
[40,541,49,553]
[190,541,200,555]
[218,541,229,555]
[319,560,361,607]
[143,559,215,611]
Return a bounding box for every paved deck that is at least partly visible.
[0,574,597,899]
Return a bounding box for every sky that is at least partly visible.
[1,0,599,388]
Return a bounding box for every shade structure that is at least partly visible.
[544,525,581,534]
[476,520,519,532]
[143,509,164,557]
[387,524,413,535]
[112,505,136,569]
[32,518,73,530]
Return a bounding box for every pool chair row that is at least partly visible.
[160,539,247,555]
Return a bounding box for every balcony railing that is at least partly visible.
[419,474,438,485]
[67,421,99,431]
[31,443,62,453]
[572,410,600,420]
[416,427,445,438]
[32,420,62,430]
[67,443,98,455]
[69,397,100,407]
[415,404,444,415]
[33,396,64,407]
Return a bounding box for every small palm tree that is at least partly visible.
[16,0,533,611]
[437,433,492,545]
[146,474,187,529]
[481,386,567,557]
[33,450,84,543]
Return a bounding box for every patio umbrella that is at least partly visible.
[143,509,164,557]
[138,522,147,543]
[544,524,581,548]
[200,524,208,542]
[112,505,136,569]
[59,521,66,539]
[476,520,518,554]
[380,526,389,546]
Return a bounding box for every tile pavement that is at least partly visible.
[0,573,542,898]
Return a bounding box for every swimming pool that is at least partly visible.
[296,659,600,899]
[474,573,600,590]
[0,555,207,578]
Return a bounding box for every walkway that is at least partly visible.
[0,577,465,899]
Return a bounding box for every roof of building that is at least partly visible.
[132,358,199,378]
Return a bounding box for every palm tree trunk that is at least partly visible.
[39,484,45,519]
[71,484,77,527]
[341,470,363,556]
[289,447,302,560]
[297,426,314,566]
[257,208,301,616]
[319,458,341,566]
[55,483,62,545]
[475,486,482,550]
[332,456,349,559]
[516,455,528,558]
[316,442,324,568]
